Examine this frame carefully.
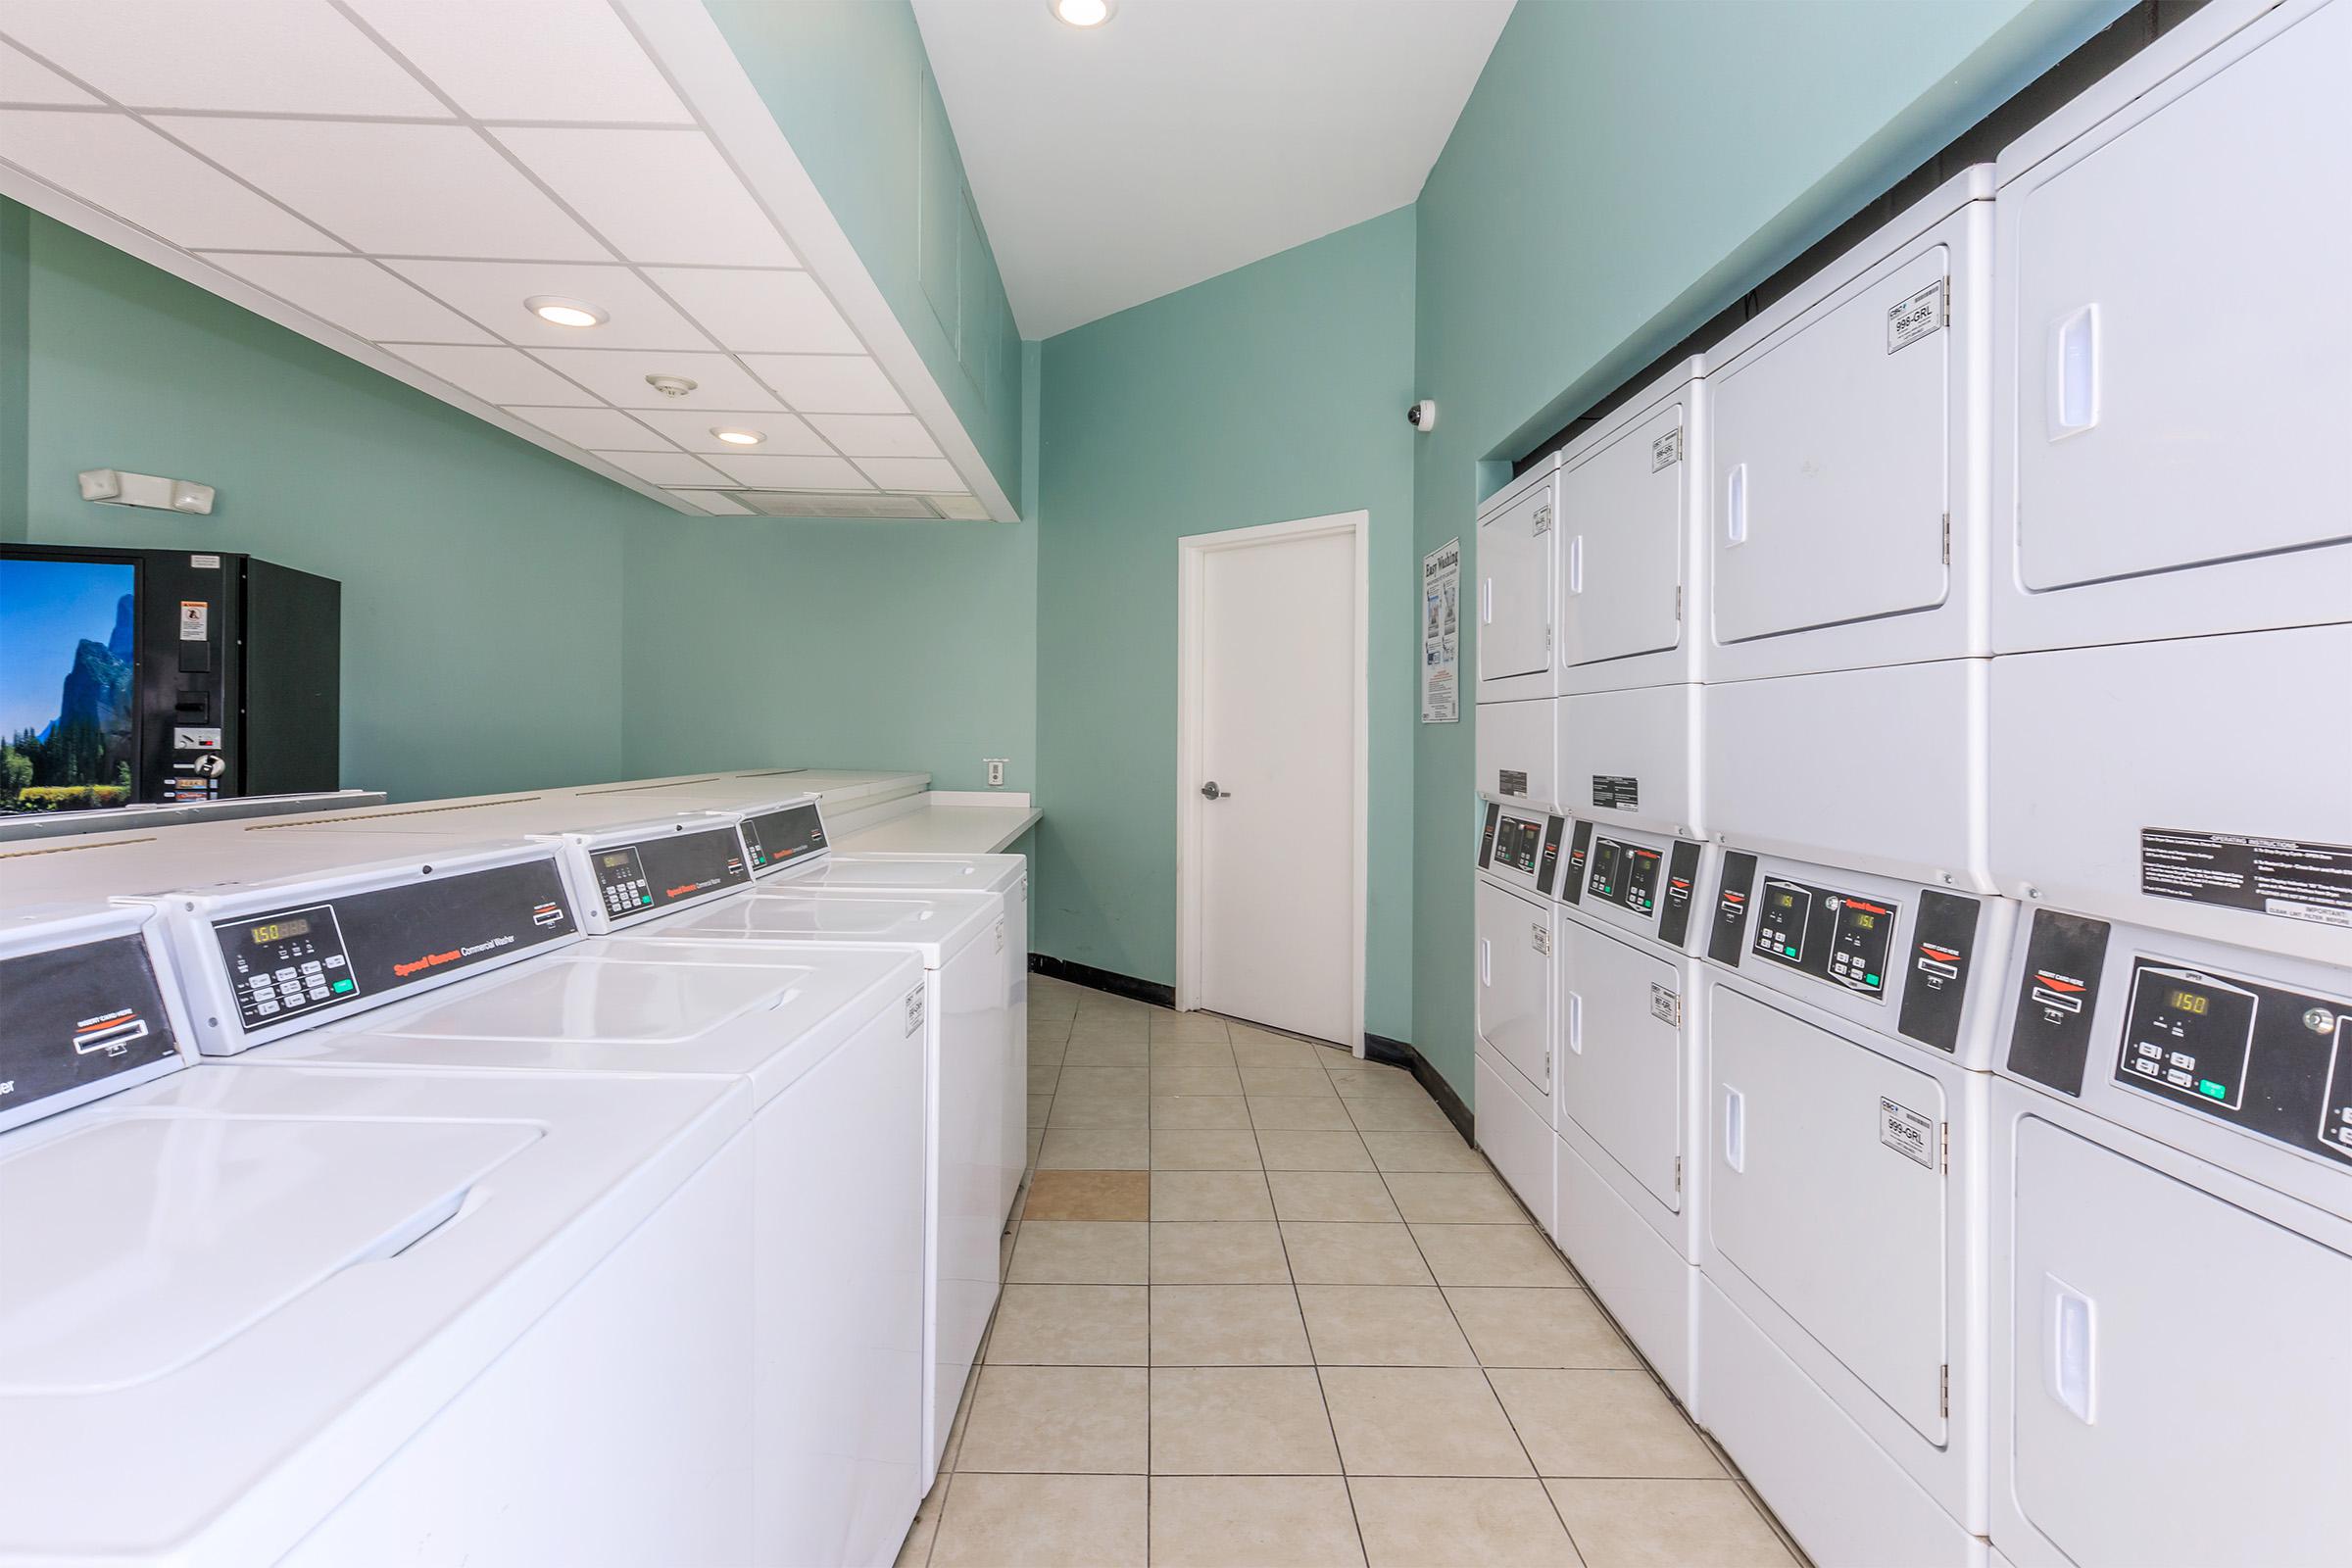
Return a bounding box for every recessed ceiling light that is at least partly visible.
[1051,0,1111,26]
[711,427,765,447]
[525,294,606,328]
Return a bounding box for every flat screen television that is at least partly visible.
[0,553,142,815]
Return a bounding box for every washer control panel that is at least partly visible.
[219,906,357,1030]
[589,847,654,917]
[2113,959,2352,1166]
[1751,876,1898,1000]
[569,822,752,929]
[742,801,828,874]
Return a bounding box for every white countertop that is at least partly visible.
[836,794,1040,856]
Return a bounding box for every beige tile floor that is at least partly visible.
[896,975,1805,1568]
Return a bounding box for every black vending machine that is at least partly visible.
[0,544,341,813]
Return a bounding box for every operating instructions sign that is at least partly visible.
[2140,828,2352,930]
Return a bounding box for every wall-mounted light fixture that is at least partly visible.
[77,468,217,515]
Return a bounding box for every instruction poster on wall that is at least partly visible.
[1422,537,1460,724]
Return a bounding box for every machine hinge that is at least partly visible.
[1941,277,1951,326]
[1939,514,1951,565]
[1545,626,1553,653]
[1674,585,1684,621]
[1675,1155,1684,1194]
[1939,1363,1950,1418]
[1939,1120,1950,1174]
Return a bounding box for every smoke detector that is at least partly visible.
[645,373,699,399]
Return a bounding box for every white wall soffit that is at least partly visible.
[0,0,1016,524]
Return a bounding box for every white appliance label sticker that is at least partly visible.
[1649,983,1682,1026]
[1879,1098,1936,1169]
[1497,769,1528,798]
[189,554,220,569]
[1886,281,1945,353]
[2140,828,2352,929]
[905,986,926,1037]
[1650,428,1683,470]
[178,601,209,641]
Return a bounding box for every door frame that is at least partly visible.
[1174,510,1370,1056]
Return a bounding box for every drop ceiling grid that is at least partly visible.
[0,0,981,519]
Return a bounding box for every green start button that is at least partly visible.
[2197,1079,2228,1101]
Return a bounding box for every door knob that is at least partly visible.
[1200,781,1232,801]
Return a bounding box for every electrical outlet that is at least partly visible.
[985,759,1006,788]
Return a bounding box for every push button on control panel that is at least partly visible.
[1753,877,1896,1001]
[219,906,357,1031]
[2113,960,2352,1167]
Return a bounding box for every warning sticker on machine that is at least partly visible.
[1886,281,1945,353]
[1879,1098,1937,1169]
[2140,828,2352,930]
[1497,769,1528,798]
[1592,775,1640,811]
[905,985,926,1037]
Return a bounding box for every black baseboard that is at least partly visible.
[1028,954,1175,1009]
[1367,1032,1475,1143]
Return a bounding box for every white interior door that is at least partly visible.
[1191,521,1359,1044]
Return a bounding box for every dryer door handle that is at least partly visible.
[1725,463,1749,547]
[1565,991,1584,1054]
[2049,305,2101,438]
[1722,1086,1745,1172]
[2045,1275,2097,1423]
[1477,937,1492,988]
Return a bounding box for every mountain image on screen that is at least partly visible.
[2,582,138,814]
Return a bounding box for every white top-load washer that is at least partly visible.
[1694,847,2015,1568]
[1703,166,1995,892]
[1474,453,1562,810]
[733,795,1031,1219]
[0,898,758,1568]
[255,924,931,1568]
[1548,816,1717,1406]
[1555,359,1709,840]
[1987,903,2352,1568]
[1472,799,1569,1233]
[502,810,1013,1488]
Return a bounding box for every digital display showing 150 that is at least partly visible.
[250,917,312,944]
[2168,989,2211,1016]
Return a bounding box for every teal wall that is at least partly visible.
[0,200,27,545]
[1035,208,1418,1040]
[15,209,666,802]
[1407,0,2132,1099]
[708,0,1023,504]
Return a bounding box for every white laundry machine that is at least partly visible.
[625,880,1013,1485]
[1550,820,1715,1404]
[1694,847,2015,1567]
[1474,454,1561,810]
[0,901,759,1568]
[1988,906,2352,1568]
[1473,799,1567,1232]
[1704,167,1995,891]
[1989,0,2349,656]
[738,794,1032,1221]
[1556,360,1709,839]
[253,925,931,1568]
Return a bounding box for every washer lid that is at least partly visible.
[0,1113,536,1394]
[274,943,921,1102]
[644,888,1003,965]
[779,853,1022,896]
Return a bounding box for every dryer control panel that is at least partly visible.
[1478,803,1567,898]
[2005,909,2352,1169]
[1751,875,1897,1000]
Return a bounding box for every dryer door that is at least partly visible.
[2010,0,2350,595]
[1708,987,1948,1441]
[1477,480,1555,688]
[2009,1115,2352,1568]
[1711,246,1953,644]
[1557,921,1683,1214]
[1562,398,1688,671]
[1474,880,1552,1097]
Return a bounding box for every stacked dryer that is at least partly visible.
[1981,5,2352,1565]
[1690,164,2015,1568]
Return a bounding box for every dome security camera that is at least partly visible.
[1406,399,1438,432]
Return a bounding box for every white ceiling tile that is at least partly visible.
[0,2,447,116]
[739,354,906,415]
[347,0,691,124]
[804,414,941,460]
[0,38,100,104]
[504,405,675,451]
[527,348,781,410]
[594,449,732,487]
[387,343,597,406]
[198,253,492,342]
[709,454,871,490]
[0,110,337,250]
[625,407,832,456]
[928,493,992,521]
[387,259,708,350]
[674,489,753,515]
[492,126,796,266]
[853,457,965,493]
[646,267,859,354]
[159,117,606,259]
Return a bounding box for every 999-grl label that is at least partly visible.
[2141,828,2352,930]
